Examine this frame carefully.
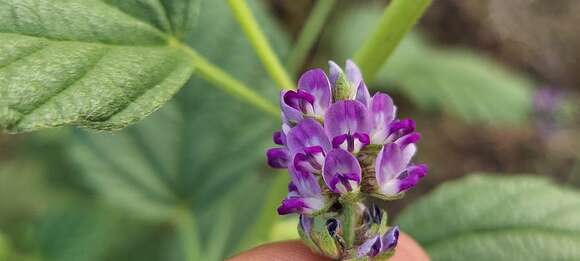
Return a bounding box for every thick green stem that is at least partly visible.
[171,39,279,118]
[286,0,336,74]
[173,206,202,261]
[354,0,432,81]
[227,0,295,90]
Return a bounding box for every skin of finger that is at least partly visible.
[228,233,429,261]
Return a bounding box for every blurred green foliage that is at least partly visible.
[0,0,578,261]
[326,3,533,125]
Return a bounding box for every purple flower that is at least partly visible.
[324,100,370,153]
[278,166,325,215]
[268,60,427,260]
[323,149,362,194]
[375,143,427,197]
[286,119,332,173]
[357,226,400,258]
[281,69,331,124]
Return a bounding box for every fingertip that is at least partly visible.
[229,233,429,261]
[391,233,430,261]
[228,241,329,261]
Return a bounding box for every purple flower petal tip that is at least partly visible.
[277,197,308,215]
[273,131,285,145]
[298,69,332,115]
[266,148,289,169]
[382,225,400,251]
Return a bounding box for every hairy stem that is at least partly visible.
[286,0,337,74]
[227,0,295,90]
[354,0,432,81]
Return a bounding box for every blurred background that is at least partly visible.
[1,0,579,260]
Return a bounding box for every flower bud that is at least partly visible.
[303,215,344,259]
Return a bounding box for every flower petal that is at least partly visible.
[328,60,342,87]
[273,131,285,145]
[323,149,362,194]
[290,165,323,198]
[381,225,400,252]
[278,198,311,215]
[280,90,303,124]
[266,148,289,168]
[298,69,331,116]
[369,93,397,144]
[355,81,371,106]
[324,100,369,140]
[358,235,382,258]
[345,59,363,88]
[287,119,332,156]
[375,143,413,187]
[397,164,428,193]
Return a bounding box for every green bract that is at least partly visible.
[0,0,198,133]
[397,175,580,261]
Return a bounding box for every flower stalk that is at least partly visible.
[171,39,279,118]
[227,0,295,90]
[354,0,432,81]
[286,0,337,74]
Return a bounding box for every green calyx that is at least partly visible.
[332,70,356,101]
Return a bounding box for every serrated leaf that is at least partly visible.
[396,174,580,261]
[328,4,533,124]
[67,0,288,259]
[0,0,195,133]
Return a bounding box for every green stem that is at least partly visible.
[171,39,279,118]
[173,206,202,261]
[354,0,432,81]
[286,0,337,74]
[236,172,290,251]
[227,0,295,90]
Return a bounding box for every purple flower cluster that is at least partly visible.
[266,60,427,260]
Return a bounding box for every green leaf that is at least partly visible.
[396,174,580,261]
[328,4,533,124]
[66,0,288,259]
[0,0,195,133]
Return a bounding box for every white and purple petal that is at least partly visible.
[278,168,325,215]
[324,100,370,153]
[381,225,400,252]
[357,235,382,258]
[298,69,331,117]
[280,90,303,125]
[375,143,414,194]
[287,119,332,155]
[369,93,397,144]
[277,197,323,215]
[397,164,428,193]
[345,59,363,89]
[287,119,332,172]
[355,81,371,106]
[328,60,342,88]
[323,149,362,194]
